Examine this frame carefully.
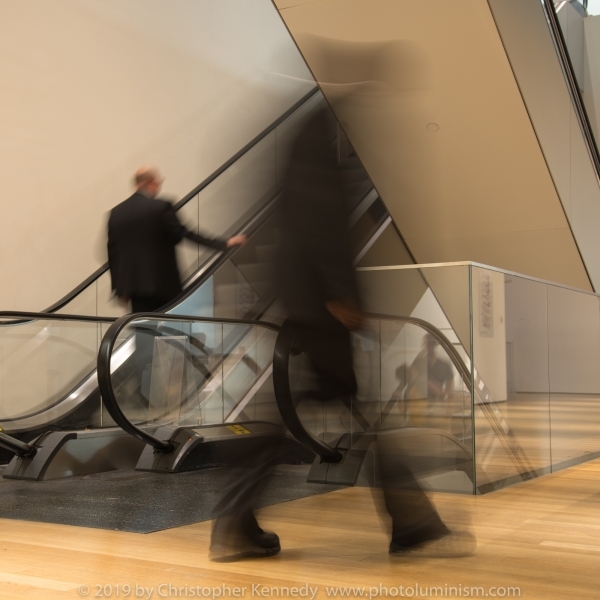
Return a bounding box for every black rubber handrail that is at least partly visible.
[97,312,280,452]
[42,86,319,315]
[272,314,533,481]
[0,431,36,458]
[273,320,343,462]
[0,311,116,325]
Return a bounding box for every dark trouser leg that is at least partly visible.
[377,431,447,547]
[211,434,287,550]
[294,317,358,399]
[294,317,373,434]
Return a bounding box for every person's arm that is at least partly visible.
[162,201,246,250]
[184,229,228,251]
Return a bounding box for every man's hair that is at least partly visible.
[134,166,158,187]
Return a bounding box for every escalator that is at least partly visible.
[0,88,395,480]
[94,306,532,495]
[274,315,533,493]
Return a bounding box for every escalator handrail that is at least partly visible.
[0,311,117,325]
[543,1,600,185]
[272,320,344,463]
[0,431,36,458]
[0,431,37,458]
[39,86,319,315]
[97,312,280,452]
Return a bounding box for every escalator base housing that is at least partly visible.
[135,421,314,473]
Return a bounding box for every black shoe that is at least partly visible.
[210,523,281,562]
[390,530,476,558]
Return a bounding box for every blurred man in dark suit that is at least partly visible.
[210,107,474,562]
[107,166,246,313]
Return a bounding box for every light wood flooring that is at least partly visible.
[1,458,600,600]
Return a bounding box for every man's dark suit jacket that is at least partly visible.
[107,192,228,304]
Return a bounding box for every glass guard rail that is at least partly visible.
[97,313,281,452]
[358,261,600,492]
[0,312,117,447]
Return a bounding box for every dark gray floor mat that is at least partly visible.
[0,464,343,533]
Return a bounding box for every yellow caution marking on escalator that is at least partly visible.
[226,424,252,435]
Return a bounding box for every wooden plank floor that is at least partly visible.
[1,459,600,600]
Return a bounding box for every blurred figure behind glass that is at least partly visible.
[210,106,474,561]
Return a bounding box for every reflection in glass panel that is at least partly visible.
[472,268,551,492]
[0,318,101,431]
[357,265,472,358]
[176,194,201,283]
[108,319,278,433]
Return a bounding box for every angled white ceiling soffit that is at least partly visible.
[273,0,592,290]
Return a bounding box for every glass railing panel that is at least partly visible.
[220,324,278,425]
[177,193,201,282]
[173,259,267,321]
[356,261,600,492]
[0,317,101,431]
[172,209,281,320]
[56,279,98,317]
[357,264,472,358]
[195,131,278,269]
[106,317,279,432]
[471,266,551,491]
[547,284,600,466]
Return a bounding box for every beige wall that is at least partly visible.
[0,0,313,311]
